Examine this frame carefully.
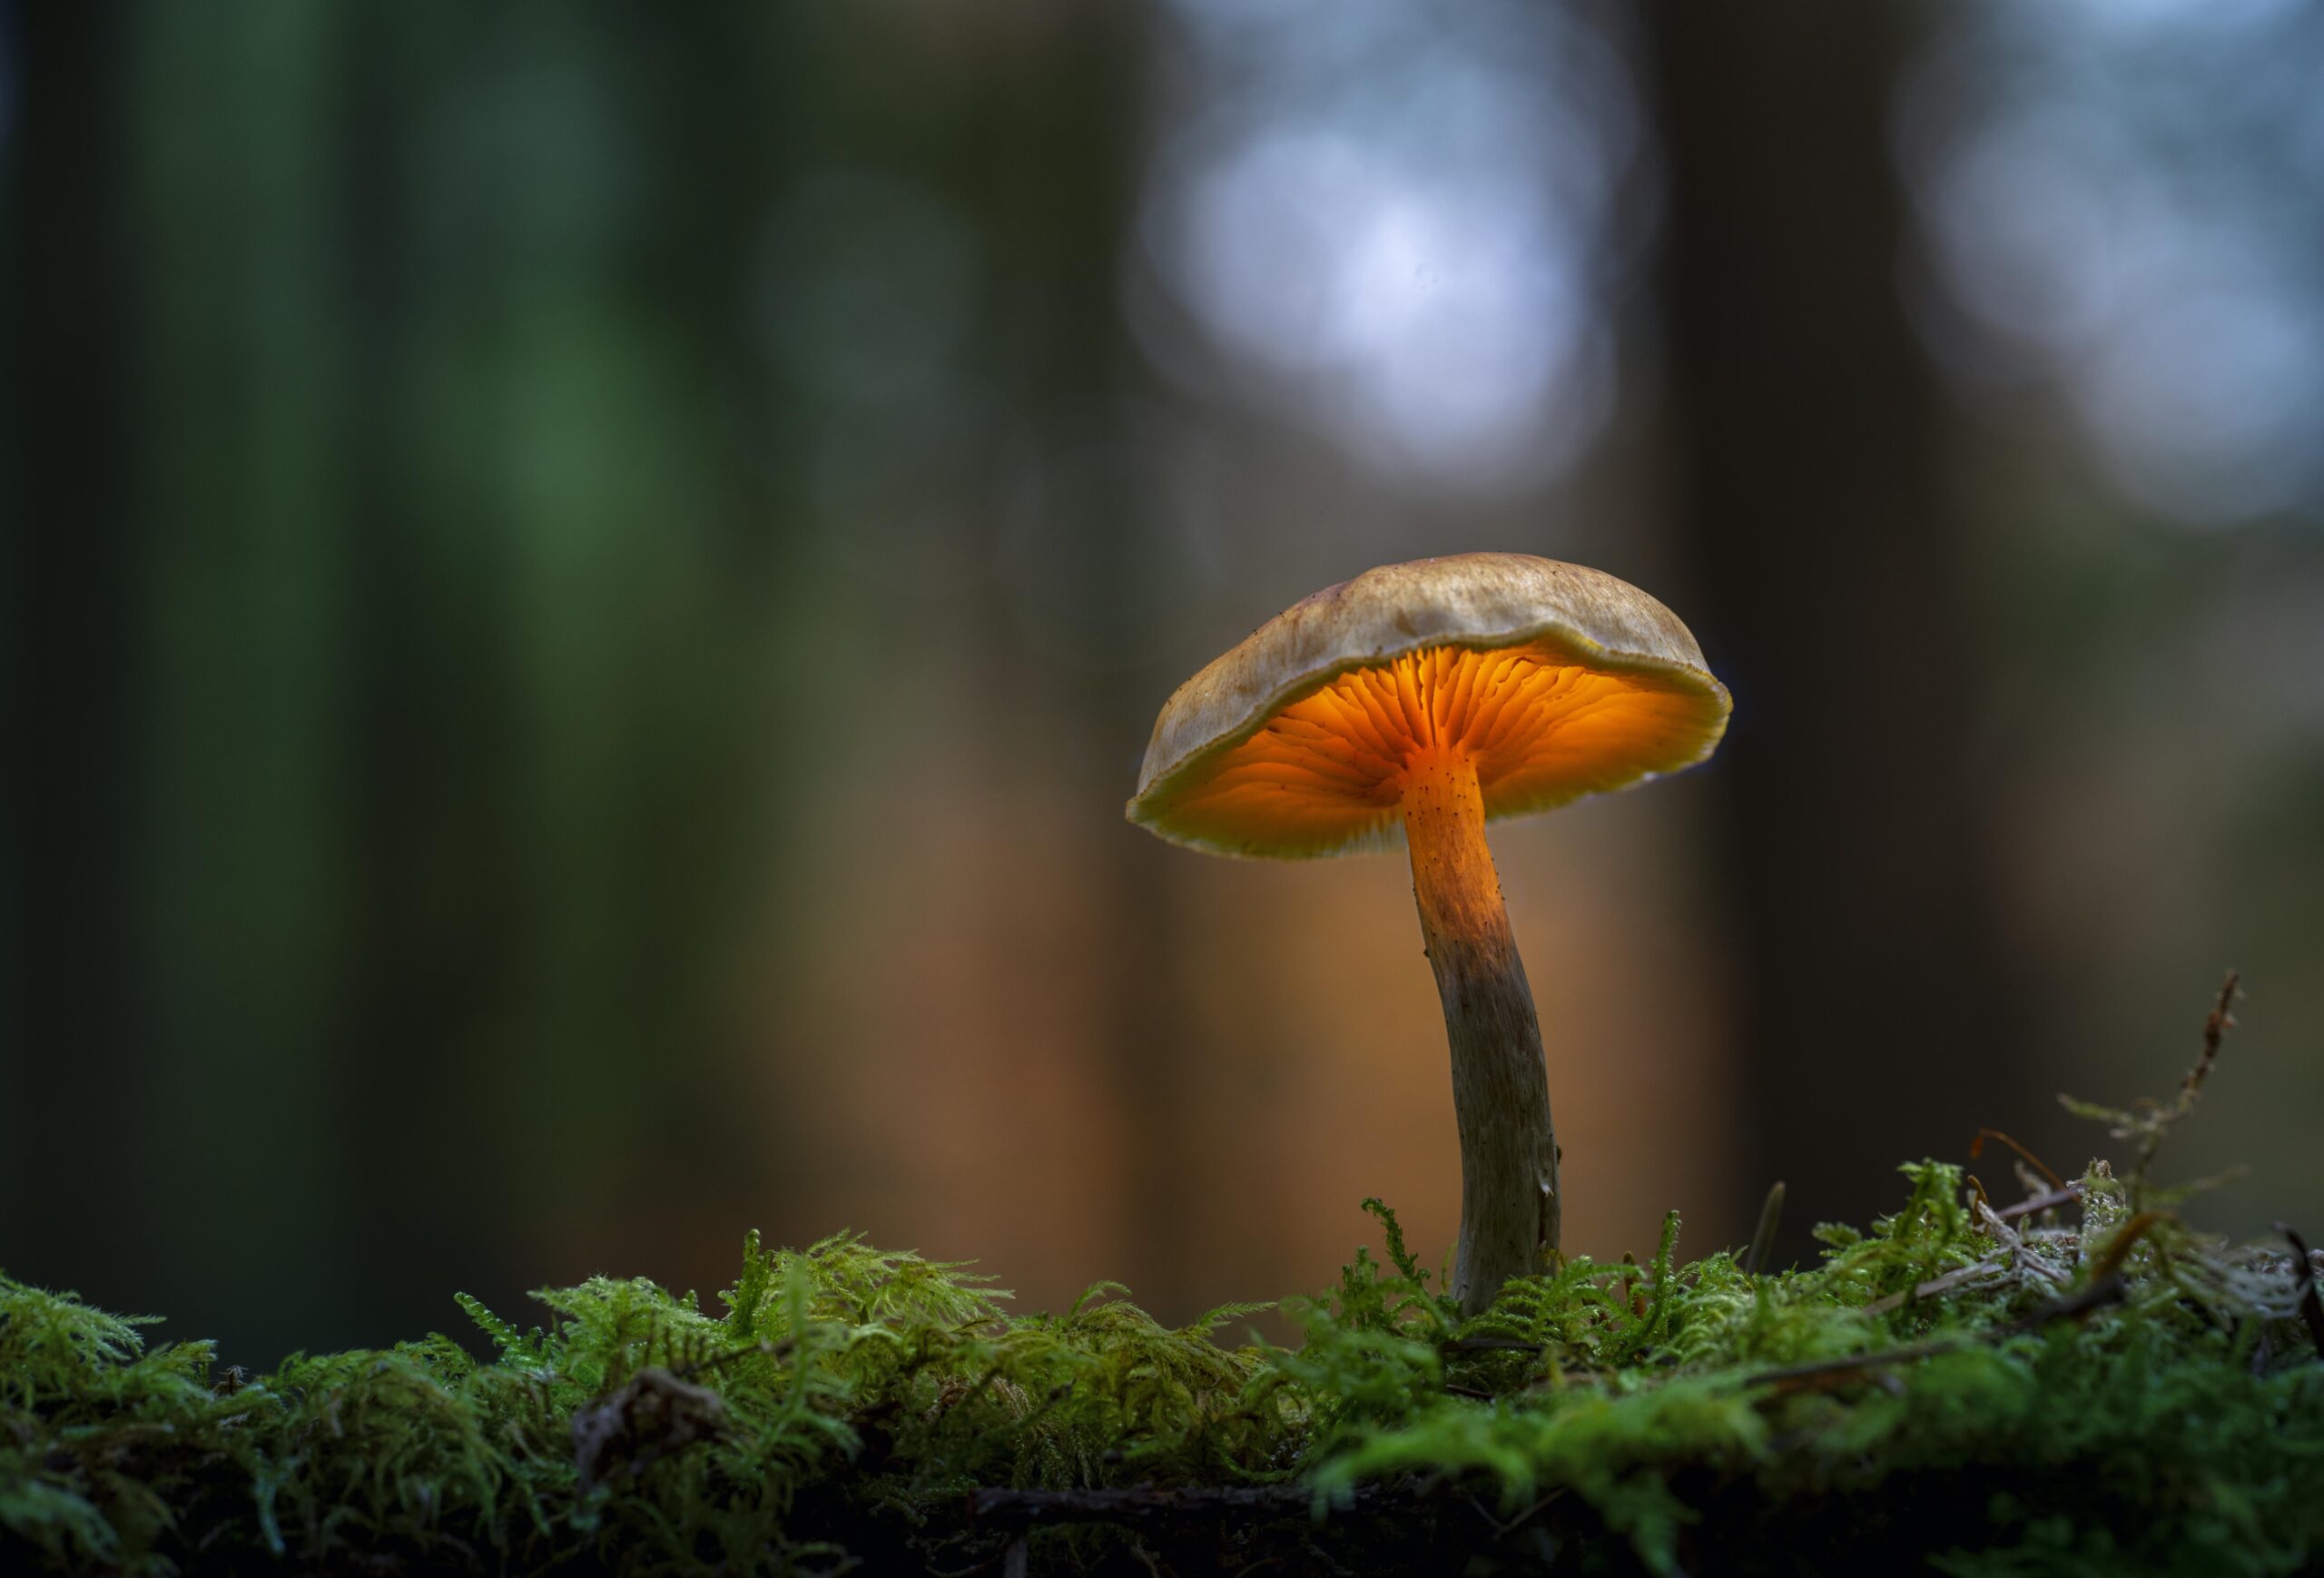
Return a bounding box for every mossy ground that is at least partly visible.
[8,999,2322,1575]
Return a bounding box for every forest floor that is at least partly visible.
[7,979,2322,1576]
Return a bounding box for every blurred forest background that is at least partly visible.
[4,1,2320,1367]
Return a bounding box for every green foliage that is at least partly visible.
[7,1062,2324,1573]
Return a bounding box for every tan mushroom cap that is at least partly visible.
[1128,553,1730,858]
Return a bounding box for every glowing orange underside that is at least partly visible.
[1158,642,1722,855]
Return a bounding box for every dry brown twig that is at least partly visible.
[1443,1336,1549,1355]
[1861,1258,2011,1317]
[2051,970,2242,1216]
[1974,1198,2073,1287]
[1736,1274,2130,1394]
[1969,1129,2064,1191]
[1994,1184,2083,1223]
[2137,971,2240,1182]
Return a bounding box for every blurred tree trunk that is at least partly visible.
[947,12,1190,1308]
[0,3,143,1276]
[1642,4,2036,1250]
[330,2,514,1346]
[326,5,810,1345]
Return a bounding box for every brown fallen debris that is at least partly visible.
[2086,1211,2170,1285]
[570,1366,728,1492]
[1970,1129,2064,1191]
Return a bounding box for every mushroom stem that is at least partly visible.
[1400,749,1560,1315]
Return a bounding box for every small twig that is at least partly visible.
[2186,971,2240,1108]
[1969,1129,2063,1191]
[1741,1337,1958,1390]
[1741,1181,1786,1277]
[1443,1336,1545,1355]
[2087,1211,2169,1285]
[675,1337,792,1383]
[1863,1257,2007,1317]
[1974,1198,2070,1287]
[1443,1384,1496,1401]
[2132,971,2240,1186]
[2274,1222,2324,1359]
[2025,1273,2131,1327]
[1734,1275,2128,1392]
[1973,1198,2024,1255]
[1994,1184,2083,1223]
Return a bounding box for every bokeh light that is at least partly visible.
[1903,0,2324,524]
[1142,0,1644,490]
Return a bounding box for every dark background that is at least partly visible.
[5,1,2320,1367]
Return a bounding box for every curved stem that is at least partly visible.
[1401,750,1560,1314]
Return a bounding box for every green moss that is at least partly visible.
[8,1078,2323,1573]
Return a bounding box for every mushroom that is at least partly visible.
[1127,554,1729,1314]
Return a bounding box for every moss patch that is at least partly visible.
[8,1005,2323,1573]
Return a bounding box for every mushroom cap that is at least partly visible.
[1127,553,1730,858]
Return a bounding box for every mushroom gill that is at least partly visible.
[1162,642,1718,855]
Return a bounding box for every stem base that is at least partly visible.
[1401,751,1560,1314]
